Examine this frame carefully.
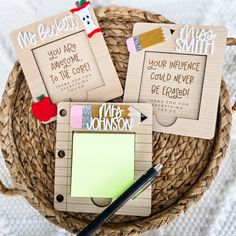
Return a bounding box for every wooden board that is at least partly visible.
[54,102,153,216]
[124,23,227,139]
[11,3,123,123]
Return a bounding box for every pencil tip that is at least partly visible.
[154,163,163,172]
[170,29,175,34]
[141,113,147,122]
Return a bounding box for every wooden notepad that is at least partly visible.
[124,23,227,139]
[54,102,153,216]
[11,3,123,123]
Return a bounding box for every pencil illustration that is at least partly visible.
[70,104,147,129]
[126,27,175,53]
[127,106,147,123]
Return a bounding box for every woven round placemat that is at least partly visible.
[0,6,235,236]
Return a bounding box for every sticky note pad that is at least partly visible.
[71,133,135,198]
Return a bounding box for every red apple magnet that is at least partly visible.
[32,95,57,122]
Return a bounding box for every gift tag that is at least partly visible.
[11,1,123,123]
[124,23,227,139]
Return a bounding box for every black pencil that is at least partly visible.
[77,163,163,236]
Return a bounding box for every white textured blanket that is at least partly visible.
[0,0,236,235]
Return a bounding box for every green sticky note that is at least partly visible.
[71,133,135,198]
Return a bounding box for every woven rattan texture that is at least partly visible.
[0,7,233,235]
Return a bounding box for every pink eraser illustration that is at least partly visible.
[70,105,83,128]
[126,38,136,53]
